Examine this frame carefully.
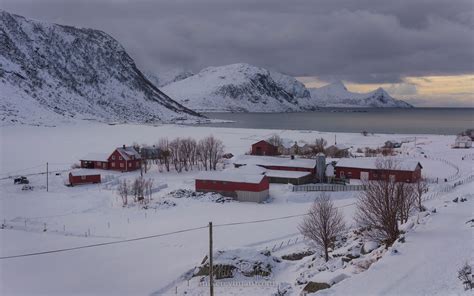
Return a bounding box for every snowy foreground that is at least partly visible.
[0,123,473,295]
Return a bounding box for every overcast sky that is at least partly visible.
[2,0,474,106]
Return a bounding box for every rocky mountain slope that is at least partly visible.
[0,10,202,125]
[161,63,312,112]
[162,64,412,112]
[144,69,194,88]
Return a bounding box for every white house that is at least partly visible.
[454,136,472,148]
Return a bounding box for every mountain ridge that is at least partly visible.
[0,10,202,125]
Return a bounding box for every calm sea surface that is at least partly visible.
[199,108,474,135]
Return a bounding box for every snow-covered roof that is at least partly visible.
[265,170,311,179]
[455,136,472,142]
[116,146,141,160]
[196,171,265,184]
[234,165,267,175]
[234,155,316,169]
[335,158,422,171]
[69,170,101,177]
[80,153,110,162]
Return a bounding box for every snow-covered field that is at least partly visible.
[0,123,472,295]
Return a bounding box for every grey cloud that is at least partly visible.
[1,0,473,83]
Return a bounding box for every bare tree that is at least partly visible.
[132,177,146,202]
[117,179,129,207]
[298,193,346,262]
[158,138,171,172]
[414,177,429,211]
[267,134,283,148]
[312,137,327,154]
[396,182,416,224]
[356,158,401,246]
[458,262,473,290]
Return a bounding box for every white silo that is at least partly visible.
[316,153,326,182]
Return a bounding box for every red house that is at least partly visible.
[195,172,269,203]
[335,158,422,183]
[69,171,101,186]
[251,140,278,156]
[80,145,141,172]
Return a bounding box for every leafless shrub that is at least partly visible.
[414,177,429,211]
[132,177,146,202]
[396,182,416,224]
[117,179,129,207]
[158,138,171,172]
[458,262,473,290]
[298,193,346,262]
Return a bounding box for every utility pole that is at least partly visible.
[335,134,337,145]
[46,162,49,192]
[209,221,214,296]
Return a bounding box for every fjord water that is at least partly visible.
[202,108,474,135]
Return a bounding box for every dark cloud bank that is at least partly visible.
[2,0,473,83]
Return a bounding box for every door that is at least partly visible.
[360,171,369,181]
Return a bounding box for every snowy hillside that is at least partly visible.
[161,64,412,112]
[0,10,202,126]
[144,69,194,88]
[307,81,413,108]
[161,63,310,112]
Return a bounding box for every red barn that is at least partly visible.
[335,158,422,183]
[69,171,101,186]
[195,172,269,203]
[80,145,141,172]
[251,140,278,156]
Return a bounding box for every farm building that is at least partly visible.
[453,136,472,148]
[251,140,279,156]
[69,171,101,186]
[234,155,317,175]
[235,164,313,185]
[195,172,269,203]
[80,145,141,172]
[279,139,311,155]
[335,158,422,183]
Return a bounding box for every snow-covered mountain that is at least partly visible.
[162,64,412,112]
[307,81,413,108]
[161,63,311,112]
[0,10,202,125]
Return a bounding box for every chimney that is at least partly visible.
[123,144,126,149]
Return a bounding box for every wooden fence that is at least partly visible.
[292,184,367,192]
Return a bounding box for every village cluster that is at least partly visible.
[63,134,432,204]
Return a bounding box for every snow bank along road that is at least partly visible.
[0,123,472,295]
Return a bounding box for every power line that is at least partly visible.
[0,225,208,260]
[0,202,356,260]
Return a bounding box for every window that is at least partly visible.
[112,156,115,160]
[96,162,101,166]
[119,156,122,160]
[222,181,227,185]
[111,163,115,168]
[81,176,86,180]
[340,171,345,178]
[136,162,139,167]
[347,172,352,177]
[120,163,124,168]
[128,163,131,167]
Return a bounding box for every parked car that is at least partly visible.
[21,185,34,191]
[14,176,29,184]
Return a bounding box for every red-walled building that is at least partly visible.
[251,140,279,156]
[195,172,269,203]
[69,171,101,186]
[335,158,422,183]
[80,146,141,172]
